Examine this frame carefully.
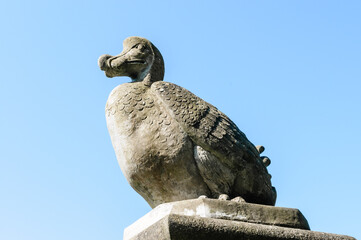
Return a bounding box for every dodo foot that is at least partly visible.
[218,194,230,200]
[231,196,246,203]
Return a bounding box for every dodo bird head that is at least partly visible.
[98,37,164,84]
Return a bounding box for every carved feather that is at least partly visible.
[152,81,261,168]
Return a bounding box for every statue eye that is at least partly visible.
[137,44,146,51]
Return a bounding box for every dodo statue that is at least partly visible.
[99,37,276,208]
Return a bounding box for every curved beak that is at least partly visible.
[98,53,128,78]
[98,46,148,79]
[98,54,111,71]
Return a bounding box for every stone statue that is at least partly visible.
[98,37,276,208]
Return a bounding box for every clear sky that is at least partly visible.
[1,1,360,239]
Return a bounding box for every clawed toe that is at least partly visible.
[217,194,246,202]
[231,196,246,203]
[218,194,230,200]
[198,195,208,199]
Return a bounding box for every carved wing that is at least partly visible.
[151,81,261,169]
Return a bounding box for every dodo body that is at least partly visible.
[99,37,276,208]
[106,82,210,207]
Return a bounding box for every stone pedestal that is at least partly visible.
[124,198,355,240]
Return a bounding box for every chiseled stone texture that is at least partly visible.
[124,199,355,240]
[100,37,276,208]
[127,214,355,240]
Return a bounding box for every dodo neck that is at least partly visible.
[136,43,165,86]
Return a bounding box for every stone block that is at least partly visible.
[124,199,355,240]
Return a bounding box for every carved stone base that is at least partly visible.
[124,198,355,240]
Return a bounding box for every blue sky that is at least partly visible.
[1,1,360,239]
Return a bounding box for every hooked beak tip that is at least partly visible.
[105,72,114,78]
[98,54,112,71]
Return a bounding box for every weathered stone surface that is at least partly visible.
[99,37,356,240]
[124,198,312,239]
[124,199,355,239]
[126,214,355,240]
[99,37,276,208]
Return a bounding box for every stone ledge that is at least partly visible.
[126,214,355,240]
[125,198,309,239]
[124,199,355,240]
